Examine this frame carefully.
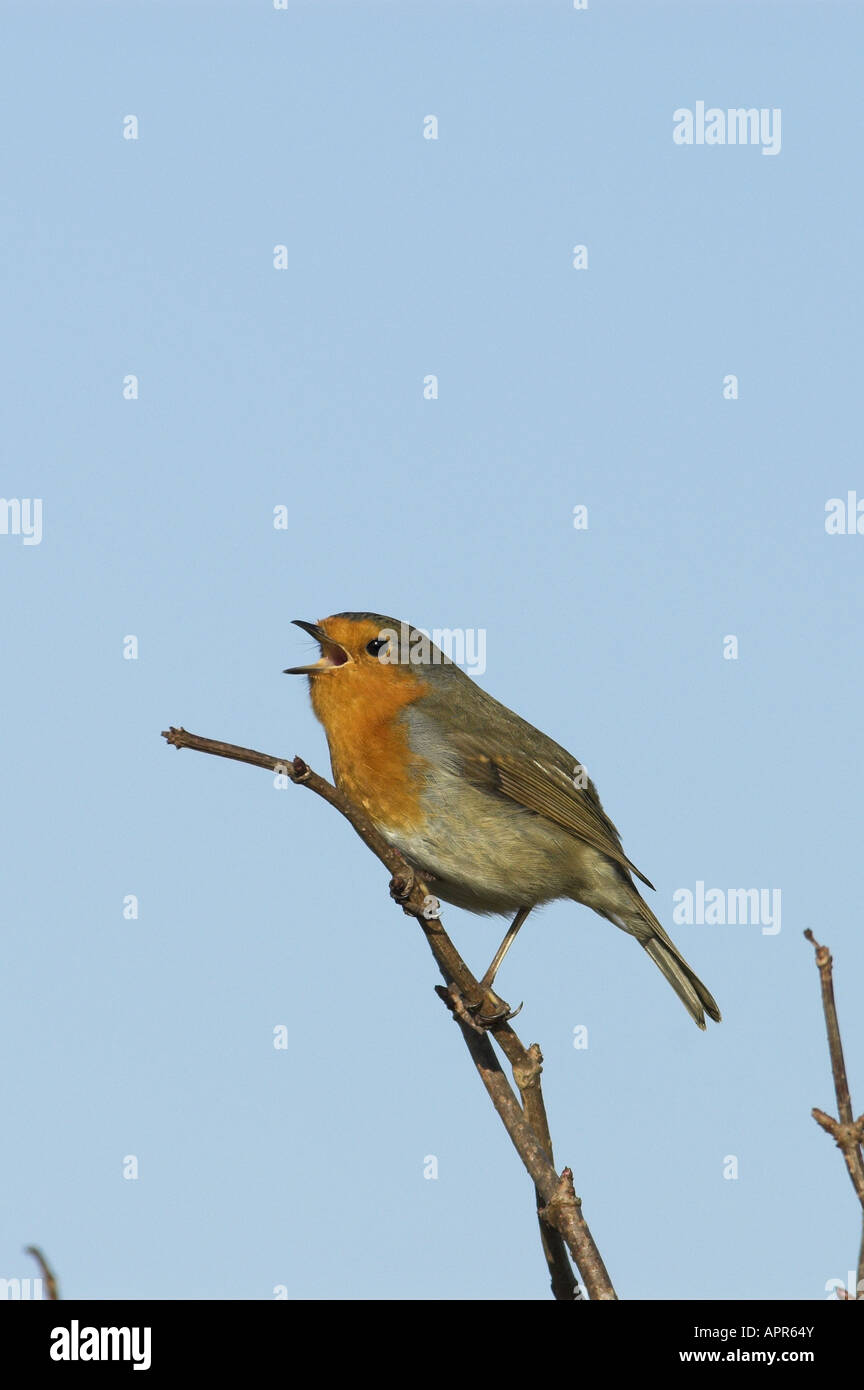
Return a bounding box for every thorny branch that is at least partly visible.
[804,930,864,1299]
[162,726,616,1300]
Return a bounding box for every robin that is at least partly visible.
[285,612,721,1030]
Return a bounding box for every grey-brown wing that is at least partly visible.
[455,736,655,890]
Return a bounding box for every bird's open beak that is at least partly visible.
[283,619,350,674]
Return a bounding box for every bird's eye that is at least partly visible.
[366,638,388,656]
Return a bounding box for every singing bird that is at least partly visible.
[285,613,721,1029]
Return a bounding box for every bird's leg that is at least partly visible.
[468,906,531,1024]
[478,905,532,991]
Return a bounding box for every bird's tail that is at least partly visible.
[613,891,722,1029]
[640,933,721,1030]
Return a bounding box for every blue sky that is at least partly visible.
[1,0,862,1300]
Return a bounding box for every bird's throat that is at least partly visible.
[309,667,430,832]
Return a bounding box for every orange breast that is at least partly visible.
[310,665,430,832]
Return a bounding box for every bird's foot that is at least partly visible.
[465,986,523,1029]
[389,867,416,904]
[435,982,522,1032]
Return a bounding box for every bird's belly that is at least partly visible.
[377,783,581,916]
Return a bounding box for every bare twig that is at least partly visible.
[804,930,864,1297]
[162,726,615,1299]
[437,984,610,1298]
[513,1042,582,1300]
[25,1246,59,1300]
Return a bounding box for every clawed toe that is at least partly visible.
[389,869,416,903]
[466,988,523,1028]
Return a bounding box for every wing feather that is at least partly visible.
[456,738,655,890]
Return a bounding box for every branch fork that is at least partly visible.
[805,930,864,1297]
